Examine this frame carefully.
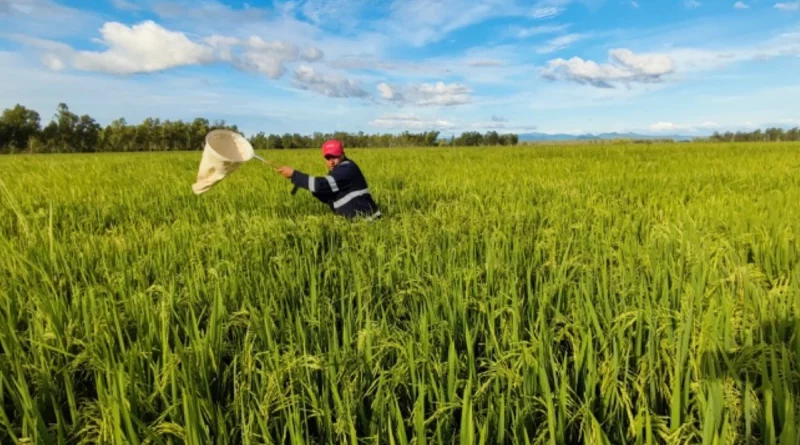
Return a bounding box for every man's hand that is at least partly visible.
[277,166,294,178]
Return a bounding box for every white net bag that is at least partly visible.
[192,129,263,194]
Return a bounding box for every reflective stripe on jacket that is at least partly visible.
[290,158,381,219]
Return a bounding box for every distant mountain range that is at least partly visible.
[517,132,698,142]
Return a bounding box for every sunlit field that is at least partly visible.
[1,143,799,444]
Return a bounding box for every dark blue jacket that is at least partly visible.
[290,157,381,219]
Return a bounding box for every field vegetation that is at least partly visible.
[1,143,799,444]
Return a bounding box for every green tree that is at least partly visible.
[0,104,41,153]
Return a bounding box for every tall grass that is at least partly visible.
[1,143,799,444]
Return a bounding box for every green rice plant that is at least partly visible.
[0,142,799,444]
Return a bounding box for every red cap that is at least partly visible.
[322,139,344,157]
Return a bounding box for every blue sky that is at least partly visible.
[1,0,799,136]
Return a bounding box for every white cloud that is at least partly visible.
[685,0,702,8]
[238,51,289,79]
[648,121,718,132]
[530,0,577,18]
[13,21,216,75]
[734,1,749,8]
[775,2,800,10]
[41,53,65,70]
[377,82,403,101]
[14,20,327,80]
[611,49,676,75]
[303,47,324,62]
[146,0,388,65]
[291,65,369,98]
[229,37,324,79]
[370,113,455,130]
[631,1,640,8]
[0,50,367,136]
[377,81,472,106]
[410,82,471,106]
[537,33,586,54]
[542,48,675,88]
[543,30,800,88]
[70,21,215,74]
[203,35,239,61]
[532,7,563,18]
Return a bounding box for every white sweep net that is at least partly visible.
[192,129,255,195]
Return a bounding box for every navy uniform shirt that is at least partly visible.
[290,157,381,219]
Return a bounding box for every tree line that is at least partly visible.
[704,128,800,142]
[0,103,520,154]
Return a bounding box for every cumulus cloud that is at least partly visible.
[15,20,326,80]
[201,35,324,78]
[376,81,471,106]
[539,33,800,89]
[226,37,324,79]
[411,82,471,106]
[775,2,800,10]
[377,82,403,102]
[238,52,289,79]
[370,113,455,130]
[291,65,369,98]
[70,21,215,74]
[203,35,239,61]
[14,21,215,74]
[302,46,324,62]
[734,1,749,8]
[648,121,718,132]
[542,48,675,88]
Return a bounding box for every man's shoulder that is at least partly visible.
[336,158,360,171]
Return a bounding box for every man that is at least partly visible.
[276,139,382,220]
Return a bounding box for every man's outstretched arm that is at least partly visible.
[278,165,355,196]
[277,166,337,205]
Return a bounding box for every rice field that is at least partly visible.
[1,142,799,444]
